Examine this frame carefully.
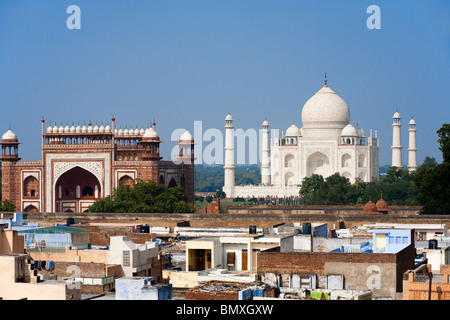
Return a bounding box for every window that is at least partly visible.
[402,236,408,244]
[123,250,130,267]
[396,236,401,244]
[82,186,94,196]
[389,236,394,244]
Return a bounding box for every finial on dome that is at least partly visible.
[324,72,327,87]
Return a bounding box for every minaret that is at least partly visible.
[407,118,418,172]
[391,111,402,168]
[223,113,235,198]
[261,119,270,184]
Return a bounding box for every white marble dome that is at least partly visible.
[143,127,159,139]
[285,124,299,137]
[180,130,193,141]
[2,129,18,141]
[301,85,350,130]
[356,125,365,137]
[341,124,357,136]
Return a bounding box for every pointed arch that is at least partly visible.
[119,175,133,187]
[306,152,329,178]
[168,177,177,188]
[23,176,39,198]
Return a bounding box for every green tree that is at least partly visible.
[415,163,450,214]
[88,179,196,213]
[0,199,15,212]
[299,174,324,205]
[437,123,450,163]
[215,190,226,199]
[414,123,450,214]
[420,156,438,170]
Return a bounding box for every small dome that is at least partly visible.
[87,125,93,133]
[53,125,59,132]
[105,124,111,132]
[2,129,18,141]
[180,130,193,141]
[82,125,87,133]
[99,125,105,132]
[341,124,357,137]
[393,112,401,119]
[118,128,123,135]
[58,125,64,133]
[76,125,82,133]
[47,125,53,133]
[93,125,99,133]
[64,125,70,133]
[143,127,159,138]
[262,120,269,127]
[70,125,76,133]
[409,118,416,125]
[285,124,299,137]
[140,128,145,135]
[363,199,378,213]
[355,125,365,137]
[134,128,140,135]
[225,114,233,121]
[376,197,388,212]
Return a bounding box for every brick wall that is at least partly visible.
[257,248,415,298]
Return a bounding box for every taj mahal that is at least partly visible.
[223,75,418,198]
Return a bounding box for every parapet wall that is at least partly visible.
[10,209,450,231]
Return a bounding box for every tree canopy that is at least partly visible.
[414,123,450,214]
[299,167,419,206]
[88,179,196,213]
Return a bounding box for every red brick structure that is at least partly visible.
[1,117,194,213]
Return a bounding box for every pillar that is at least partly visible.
[408,118,418,172]
[391,112,402,168]
[223,114,235,198]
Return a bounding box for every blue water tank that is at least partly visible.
[428,239,438,249]
[303,223,311,235]
[140,224,150,233]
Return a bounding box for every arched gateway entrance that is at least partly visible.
[55,166,102,213]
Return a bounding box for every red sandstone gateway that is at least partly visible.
[0,117,195,213]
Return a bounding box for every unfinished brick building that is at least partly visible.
[1,117,195,213]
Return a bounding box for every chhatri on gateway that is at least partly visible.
[223,76,418,199]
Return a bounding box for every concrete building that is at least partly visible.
[184,233,293,273]
[0,223,25,254]
[257,228,416,299]
[115,277,172,300]
[107,236,159,278]
[403,264,450,300]
[0,253,81,300]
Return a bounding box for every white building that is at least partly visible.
[224,76,380,198]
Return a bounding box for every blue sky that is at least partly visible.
[0,0,449,166]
